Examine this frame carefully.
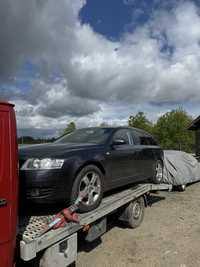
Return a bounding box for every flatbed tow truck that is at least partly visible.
[0,101,172,267]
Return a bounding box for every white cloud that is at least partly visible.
[1,0,200,136]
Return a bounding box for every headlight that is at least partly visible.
[21,158,65,170]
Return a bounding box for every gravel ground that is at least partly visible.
[77,182,200,267]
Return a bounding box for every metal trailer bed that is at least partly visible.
[18,183,172,266]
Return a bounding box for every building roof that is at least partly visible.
[188,116,200,130]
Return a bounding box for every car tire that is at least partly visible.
[70,165,104,213]
[152,160,163,184]
[122,197,145,229]
[177,184,186,192]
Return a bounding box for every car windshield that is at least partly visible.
[55,128,112,144]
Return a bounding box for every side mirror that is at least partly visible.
[112,139,126,146]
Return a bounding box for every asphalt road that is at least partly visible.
[77,182,200,267]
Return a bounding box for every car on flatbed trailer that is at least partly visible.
[19,127,164,212]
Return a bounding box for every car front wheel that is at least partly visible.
[70,165,104,213]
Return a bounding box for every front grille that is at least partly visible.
[26,188,54,199]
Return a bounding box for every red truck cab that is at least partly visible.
[0,101,18,267]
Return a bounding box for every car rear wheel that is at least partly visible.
[152,160,163,184]
[70,165,104,213]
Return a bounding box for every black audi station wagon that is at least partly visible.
[19,127,163,212]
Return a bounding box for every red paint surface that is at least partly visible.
[0,102,18,267]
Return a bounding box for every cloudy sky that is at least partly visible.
[1,0,200,137]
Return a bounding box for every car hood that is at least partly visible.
[19,143,99,159]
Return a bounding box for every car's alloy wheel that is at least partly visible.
[79,171,101,206]
[71,165,104,213]
[153,160,163,184]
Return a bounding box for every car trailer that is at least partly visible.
[18,183,172,267]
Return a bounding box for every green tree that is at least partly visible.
[153,108,194,152]
[128,112,153,133]
[62,121,76,136]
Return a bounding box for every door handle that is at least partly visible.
[0,198,7,207]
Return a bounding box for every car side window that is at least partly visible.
[113,129,132,145]
[140,136,158,145]
[148,137,158,145]
[130,129,140,145]
[140,136,150,145]
[130,129,158,146]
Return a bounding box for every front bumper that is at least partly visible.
[19,169,73,204]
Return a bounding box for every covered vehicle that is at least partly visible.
[163,150,200,190]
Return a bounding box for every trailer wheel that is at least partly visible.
[123,197,145,229]
[177,184,186,192]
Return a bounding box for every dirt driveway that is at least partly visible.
[77,183,200,267]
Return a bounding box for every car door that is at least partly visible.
[107,129,141,188]
[131,129,156,180]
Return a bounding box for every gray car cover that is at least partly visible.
[163,150,200,185]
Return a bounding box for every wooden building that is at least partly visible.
[188,116,200,157]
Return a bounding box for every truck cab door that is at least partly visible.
[0,103,18,267]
